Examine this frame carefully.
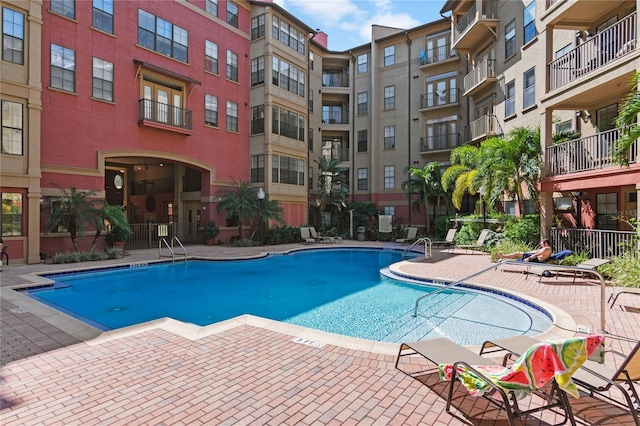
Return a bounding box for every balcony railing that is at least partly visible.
[463,59,496,94]
[322,71,349,87]
[138,99,193,131]
[419,43,458,66]
[420,88,459,109]
[419,133,461,152]
[454,0,498,39]
[546,128,638,176]
[321,111,349,125]
[467,114,501,141]
[549,12,637,91]
[549,227,636,259]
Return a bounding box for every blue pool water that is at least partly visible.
[27,248,552,345]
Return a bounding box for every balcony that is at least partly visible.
[419,133,461,153]
[138,99,193,135]
[419,88,459,110]
[322,71,349,88]
[550,227,635,259]
[546,128,638,176]
[549,12,636,91]
[322,106,349,125]
[463,59,496,96]
[452,0,499,52]
[467,114,501,142]
[419,43,459,67]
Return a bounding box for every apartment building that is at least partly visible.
[441,0,639,255]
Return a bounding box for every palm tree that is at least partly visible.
[402,162,452,234]
[476,127,541,216]
[441,145,481,210]
[44,185,100,252]
[90,202,131,250]
[254,196,285,241]
[216,179,259,239]
[614,71,640,166]
[315,157,349,231]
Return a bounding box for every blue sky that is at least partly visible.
[273,0,447,52]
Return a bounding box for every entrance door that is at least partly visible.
[184,201,201,242]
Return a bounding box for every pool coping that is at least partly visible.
[6,249,577,356]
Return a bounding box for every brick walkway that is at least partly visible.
[1,243,639,425]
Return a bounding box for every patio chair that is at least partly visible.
[397,335,603,426]
[429,228,457,250]
[395,226,418,244]
[528,257,611,284]
[609,286,640,309]
[480,335,640,425]
[309,226,338,243]
[300,227,316,244]
[452,229,490,253]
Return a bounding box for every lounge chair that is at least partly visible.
[397,335,603,426]
[300,227,316,244]
[528,257,611,284]
[309,226,336,243]
[429,228,457,249]
[480,335,640,425]
[395,226,418,244]
[609,286,640,309]
[452,228,490,253]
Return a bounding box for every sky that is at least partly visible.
[273,0,447,52]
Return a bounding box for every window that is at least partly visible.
[384,125,395,149]
[357,130,367,152]
[251,105,264,134]
[138,9,188,62]
[226,100,238,132]
[92,58,114,101]
[425,33,452,64]
[357,168,368,190]
[51,0,75,19]
[425,71,457,107]
[1,100,23,155]
[384,165,395,189]
[503,200,516,215]
[505,19,516,58]
[1,193,23,236]
[309,51,314,70]
[384,45,395,66]
[271,155,304,185]
[93,0,113,34]
[251,154,264,183]
[226,50,238,82]
[272,16,305,55]
[308,87,313,112]
[205,0,217,17]
[226,1,238,28]
[505,80,515,117]
[205,94,218,127]
[357,53,368,73]
[596,103,618,131]
[596,193,618,230]
[383,85,395,110]
[555,43,571,59]
[523,67,535,109]
[308,127,313,151]
[271,106,304,141]
[555,120,572,134]
[251,56,264,86]
[357,92,368,115]
[425,121,458,151]
[321,137,348,162]
[251,14,265,40]
[384,206,395,216]
[272,57,305,97]
[523,1,536,44]
[51,44,75,92]
[2,7,24,64]
[205,40,218,74]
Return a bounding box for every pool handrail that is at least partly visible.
[159,236,187,262]
[403,237,432,259]
[412,260,607,334]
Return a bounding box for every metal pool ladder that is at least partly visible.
[403,237,432,259]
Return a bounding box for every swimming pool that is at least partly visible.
[25,248,553,345]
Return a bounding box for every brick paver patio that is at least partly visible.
[1,242,639,425]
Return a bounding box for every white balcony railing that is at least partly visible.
[546,128,638,176]
[463,59,496,93]
[549,12,637,90]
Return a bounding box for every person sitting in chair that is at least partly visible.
[498,239,552,263]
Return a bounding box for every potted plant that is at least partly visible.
[105,224,132,251]
[203,221,220,245]
[103,204,132,251]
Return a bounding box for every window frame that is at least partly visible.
[357,92,368,115]
[226,49,238,82]
[51,43,76,92]
[383,125,395,149]
[205,40,218,74]
[357,129,367,152]
[357,53,368,73]
[383,165,395,189]
[226,100,238,132]
[523,1,536,44]
[92,57,114,102]
[1,192,24,236]
[383,85,395,110]
[522,67,535,109]
[92,0,114,34]
[204,94,218,127]
[383,45,395,66]
[505,80,515,117]
[251,14,265,40]
[505,19,516,58]
[205,0,218,17]
[2,7,25,65]
[1,100,24,155]
[226,0,238,28]
[137,9,188,63]
[51,0,75,19]
[357,168,368,190]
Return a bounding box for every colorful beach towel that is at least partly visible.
[438,335,605,400]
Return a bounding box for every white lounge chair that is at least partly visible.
[452,229,490,253]
[395,227,418,244]
[300,227,316,244]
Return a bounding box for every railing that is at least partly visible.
[467,114,502,141]
[128,222,204,250]
[463,59,496,93]
[549,227,636,259]
[322,71,349,87]
[159,236,187,263]
[420,44,458,66]
[454,0,498,39]
[420,88,459,109]
[138,99,193,130]
[546,129,638,176]
[549,12,637,90]
[419,133,460,152]
[403,237,432,259]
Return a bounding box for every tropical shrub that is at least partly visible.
[261,225,301,245]
[503,214,540,246]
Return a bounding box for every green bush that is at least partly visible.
[261,225,302,245]
[105,247,122,259]
[433,215,456,238]
[49,249,113,264]
[601,251,640,288]
[502,214,540,246]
